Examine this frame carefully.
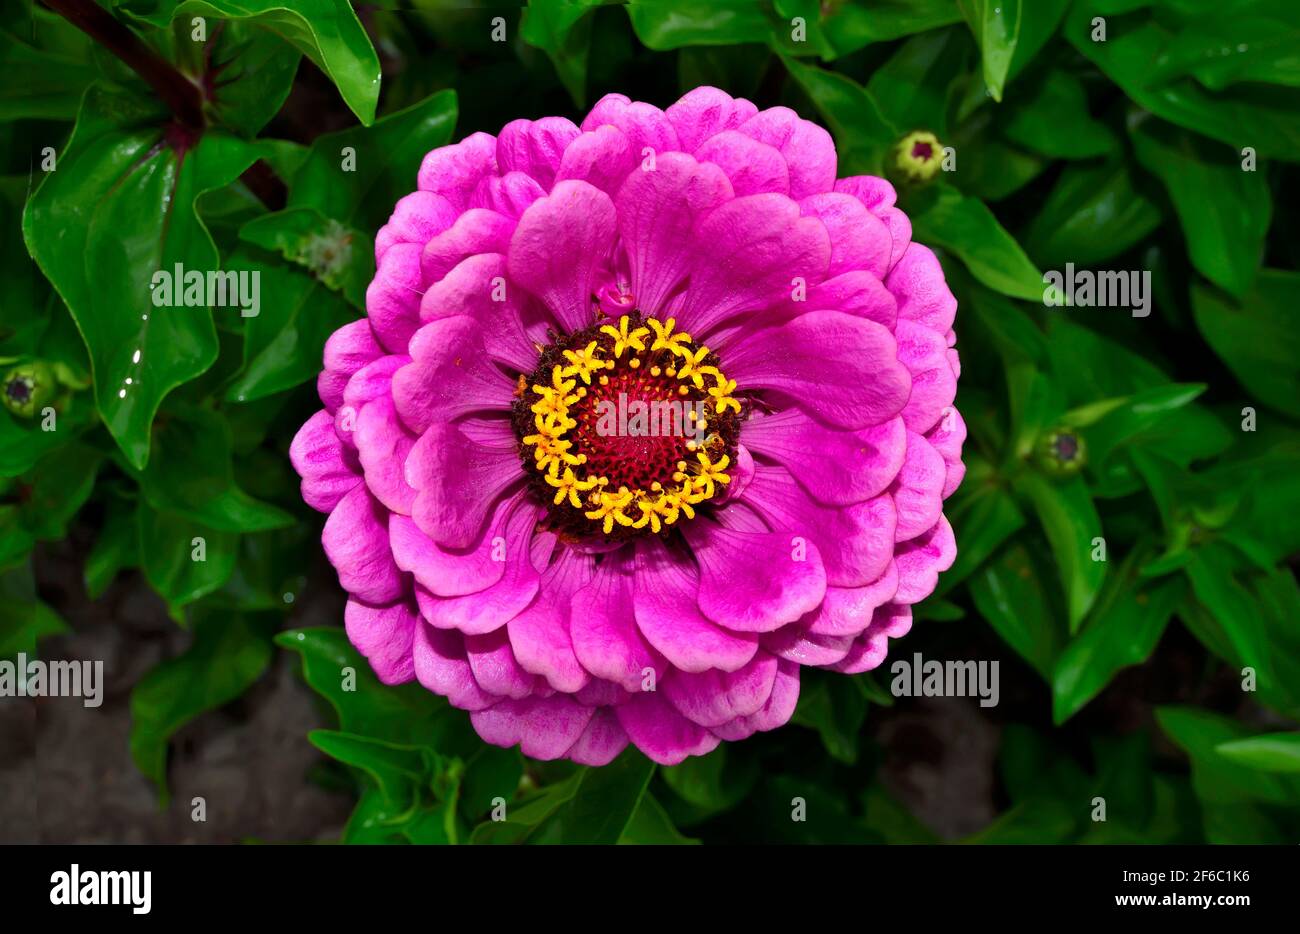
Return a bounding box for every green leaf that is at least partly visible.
[860,785,939,844]
[0,11,98,121]
[781,55,897,176]
[1156,706,1300,806]
[618,793,699,844]
[222,248,356,402]
[960,798,1077,844]
[287,89,458,235]
[822,0,965,57]
[1066,1,1300,160]
[130,609,275,800]
[1016,473,1105,631]
[1130,115,1271,296]
[22,83,263,469]
[1146,0,1300,91]
[138,505,238,616]
[134,405,293,532]
[1053,572,1183,723]
[936,479,1026,596]
[1003,71,1117,158]
[660,745,755,815]
[459,745,524,822]
[1022,159,1162,268]
[239,208,372,308]
[970,540,1065,678]
[277,627,477,751]
[1217,734,1300,774]
[119,0,380,125]
[85,494,140,600]
[1183,544,1274,683]
[958,0,1022,101]
[1190,270,1300,418]
[866,26,972,137]
[309,730,434,808]
[626,0,772,50]
[905,182,1044,300]
[520,0,603,107]
[792,668,868,763]
[472,749,656,845]
[0,563,69,658]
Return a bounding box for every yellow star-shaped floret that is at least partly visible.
[599,316,650,359]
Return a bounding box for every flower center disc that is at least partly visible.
[514,313,743,540]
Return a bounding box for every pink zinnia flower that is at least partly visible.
[291,87,964,766]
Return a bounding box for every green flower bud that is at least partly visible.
[3,361,56,418]
[1035,427,1087,477]
[893,130,944,184]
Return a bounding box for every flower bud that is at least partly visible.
[3,361,56,418]
[893,130,944,184]
[1035,427,1087,477]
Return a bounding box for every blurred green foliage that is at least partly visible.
[3,0,1299,844]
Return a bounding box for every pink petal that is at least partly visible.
[742,409,906,506]
[413,622,499,711]
[467,171,546,220]
[318,320,383,413]
[495,116,581,190]
[471,694,595,761]
[555,124,637,197]
[322,485,404,605]
[890,430,946,542]
[569,549,663,692]
[615,152,732,316]
[418,132,498,210]
[674,193,831,338]
[365,242,424,353]
[581,93,679,156]
[465,627,539,699]
[563,707,629,765]
[406,419,525,549]
[389,496,515,597]
[345,597,417,685]
[666,86,759,154]
[663,651,779,728]
[896,319,958,434]
[736,106,836,199]
[740,465,897,588]
[682,520,827,633]
[418,252,538,374]
[926,406,968,499]
[507,549,596,693]
[631,537,759,673]
[802,564,900,637]
[723,310,911,430]
[710,658,800,740]
[507,179,616,334]
[886,243,957,335]
[696,130,790,196]
[827,602,914,673]
[420,208,515,285]
[894,516,957,605]
[799,192,892,279]
[290,409,362,513]
[391,317,516,434]
[355,395,417,514]
[375,190,459,265]
[615,691,721,766]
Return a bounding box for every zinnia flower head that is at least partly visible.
[291,87,964,766]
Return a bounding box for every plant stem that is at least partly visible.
[42,0,206,131]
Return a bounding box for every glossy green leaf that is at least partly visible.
[0,563,69,658]
[866,27,971,137]
[520,0,603,107]
[971,540,1065,678]
[133,405,293,532]
[84,493,140,599]
[119,0,380,125]
[1022,159,1162,269]
[958,0,1021,101]
[1003,71,1116,158]
[781,55,897,175]
[1156,706,1300,806]
[1130,115,1271,296]
[0,11,98,121]
[22,84,263,470]
[309,730,434,807]
[1066,1,1300,159]
[137,504,238,615]
[277,627,477,752]
[822,0,965,56]
[618,793,699,844]
[130,609,275,800]
[626,0,772,50]
[1191,270,1300,418]
[905,182,1044,300]
[660,745,755,815]
[1053,572,1183,723]
[1016,473,1105,631]
[287,89,458,234]
[1217,734,1300,774]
